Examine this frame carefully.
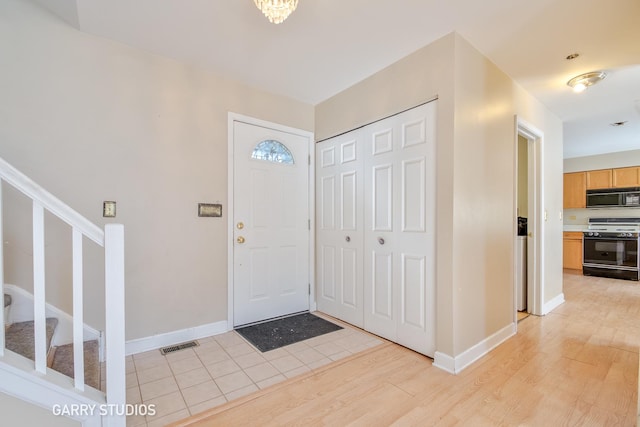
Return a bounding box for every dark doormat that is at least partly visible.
[235,313,343,352]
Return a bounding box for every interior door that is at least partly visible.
[316,130,364,327]
[363,102,436,356]
[233,120,310,326]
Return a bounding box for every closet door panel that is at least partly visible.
[316,132,364,327]
[395,102,436,357]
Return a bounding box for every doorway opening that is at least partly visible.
[515,117,544,323]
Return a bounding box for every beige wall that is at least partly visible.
[0,392,80,427]
[564,149,640,173]
[0,0,314,340]
[1,0,565,359]
[316,33,458,355]
[315,33,564,358]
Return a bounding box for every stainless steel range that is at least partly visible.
[583,217,640,281]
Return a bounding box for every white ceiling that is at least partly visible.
[35,0,640,158]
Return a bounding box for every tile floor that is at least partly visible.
[125,314,384,427]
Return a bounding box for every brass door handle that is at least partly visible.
[237,236,245,244]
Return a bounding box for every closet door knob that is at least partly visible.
[378,237,385,245]
[345,236,351,242]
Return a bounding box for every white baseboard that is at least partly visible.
[4,284,102,350]
[433,351,456,374]
[433,322,516,375]
[125,321,229,356]
[542,292,565,315]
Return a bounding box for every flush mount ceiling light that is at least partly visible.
[254,0,298,24]
[610,121,628,127]
[567,71,607,93]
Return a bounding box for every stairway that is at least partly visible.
[3,293,102,390]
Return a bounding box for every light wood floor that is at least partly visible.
[171,272,639,426]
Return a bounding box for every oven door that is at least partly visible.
[583,236,638,269]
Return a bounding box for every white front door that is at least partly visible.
[232,120,310,326]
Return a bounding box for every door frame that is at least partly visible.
[227,113,316,330]
[514,116,545,321]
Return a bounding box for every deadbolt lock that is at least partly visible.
[237,222,244,230]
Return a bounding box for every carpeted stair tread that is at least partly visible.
[51,340,100,390]
[5,318,58,361]
[3,294,10,308]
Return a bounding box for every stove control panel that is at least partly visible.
[584,231,639,239]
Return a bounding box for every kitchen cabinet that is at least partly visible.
[613,166,640,188]
[563,232,583,270]
[586,169,612,189]
[563,172,586,209]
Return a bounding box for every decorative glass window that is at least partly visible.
[251,140,294,164]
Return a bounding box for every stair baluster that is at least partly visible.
[0,181,4,356]
[72,227,85,391]
[32,201,47,374]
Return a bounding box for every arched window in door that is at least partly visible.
[251,140,295,164]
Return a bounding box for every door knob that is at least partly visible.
[237,236,245,244]
[528,232,533,238]
[378,237,385,245]
[345,236,351,242]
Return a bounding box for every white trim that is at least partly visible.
[542,292,565,315]
[0,351,105,426]
[104,224,125,427]
[227,112,315,328]
[125,320,229,356]
[0,182,4,355]
[0,156,104,245]
[515,117,545,317]
[433,323,516,375]
[72,228,85,391]
[3,284,101,347]
[432,352,456,374]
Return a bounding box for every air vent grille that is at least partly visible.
[159,341,199,355]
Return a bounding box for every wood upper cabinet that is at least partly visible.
[563,232,583,270]
[586,169,612,189]
[613,166,640,188]
[563,172,586,209]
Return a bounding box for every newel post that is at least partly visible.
[104,224,125,427]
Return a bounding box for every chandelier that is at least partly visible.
[254,0,299,24]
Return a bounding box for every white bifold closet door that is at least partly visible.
[316,101,436,357]
[316,130,365,327]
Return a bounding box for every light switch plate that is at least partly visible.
[103,201,116,218]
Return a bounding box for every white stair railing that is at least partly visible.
[0,156,125,427]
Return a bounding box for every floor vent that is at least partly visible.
[159,341,199,355]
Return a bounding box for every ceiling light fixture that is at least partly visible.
[254,0,298,24]
[610,121,628,127]
[567,71,607,93]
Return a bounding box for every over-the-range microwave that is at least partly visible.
[586,187,640,208]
